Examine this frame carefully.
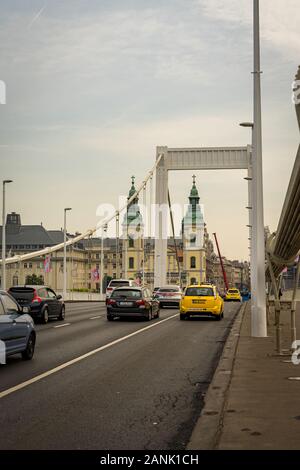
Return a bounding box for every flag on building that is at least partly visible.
[44,255,51,273]
[92,268,99,281]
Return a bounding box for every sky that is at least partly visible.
[0,0,299,261]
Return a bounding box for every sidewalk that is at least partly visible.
[218,301,300,450]
[187,300,300,450]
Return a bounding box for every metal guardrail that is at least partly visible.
[265,66,300,354]
[266,66,300,280]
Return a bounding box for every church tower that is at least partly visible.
[122,176,144,280]
[181,176,206,286]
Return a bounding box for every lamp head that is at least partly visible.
[239,122,254,128]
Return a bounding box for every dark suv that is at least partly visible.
[8,286,65,324]
[106,286,160,321]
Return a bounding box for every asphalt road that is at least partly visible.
[0,302,241,450]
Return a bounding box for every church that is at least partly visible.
[121,175,209,287]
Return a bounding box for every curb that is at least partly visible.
[186,302,248,450]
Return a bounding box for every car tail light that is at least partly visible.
[107,298,116,305]
[32,290,42,303]
[136,299,146,307]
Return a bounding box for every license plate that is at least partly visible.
[193,300,205,304]
[119,301,133,306]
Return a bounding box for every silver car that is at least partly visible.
[155,285,182,308]
[0,290,36,363]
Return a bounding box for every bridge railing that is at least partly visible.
[265,66,300,353]
[265,66,300,284]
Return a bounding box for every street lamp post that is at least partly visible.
[240,122,256,318]
[2,180,13,290]
[63,208,72,299]
[252,0,267,337]
[100,224,107,300]
[238,0,267,338]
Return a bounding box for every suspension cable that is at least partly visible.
[116,212,119,279]
[168,190,181,280]
[142,182,146,285]
[1,155,163,266]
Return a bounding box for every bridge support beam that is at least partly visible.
[154,145,251,289]
[154,147,168,288]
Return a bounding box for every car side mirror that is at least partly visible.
[22,306,31,314]
[56,295,62,300]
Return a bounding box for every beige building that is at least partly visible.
[1,179,250,293]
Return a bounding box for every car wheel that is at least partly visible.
[22,333,35,360]
[180,314,186,321]
[215,314,222,321]
[58,306,65,321]
[107,314,113,321]
[42,308,49,324]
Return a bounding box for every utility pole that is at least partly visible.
[100,224,107,299]
[2,180,13,290]
[252,0,267,337]
[63,208,72,299]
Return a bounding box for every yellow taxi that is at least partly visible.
[180,284,224,321]
[225,288,242,302]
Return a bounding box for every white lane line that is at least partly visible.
[89,315,103,320]
[0,313,178,400]
[53,323,71,329]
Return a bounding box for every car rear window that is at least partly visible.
[185,287,214,297]
[109,281,130,287]
[158,288,180,293]
[37,288,48,298]
[8,287,35,302]
[111,289,142,298]
[229,289,238,293]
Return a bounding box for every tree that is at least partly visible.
[25,274,44,285]
[102,275,112,292]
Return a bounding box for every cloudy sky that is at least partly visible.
[1,0,299,260]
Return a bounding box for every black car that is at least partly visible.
[8,285,65,324]
[106,286,160,321]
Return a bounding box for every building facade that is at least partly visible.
[0,178,250,293]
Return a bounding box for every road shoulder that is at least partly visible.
[187,301,247,450]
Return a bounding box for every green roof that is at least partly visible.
[182,176,204,228]
[122,176,143,227]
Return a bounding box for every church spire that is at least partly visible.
[189,174,200,205]
[128,175,138,202]
[122,175,143,229]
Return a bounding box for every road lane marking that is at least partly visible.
[53,323,71,329]
[90,315,103,320]
[0,313,178,400]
